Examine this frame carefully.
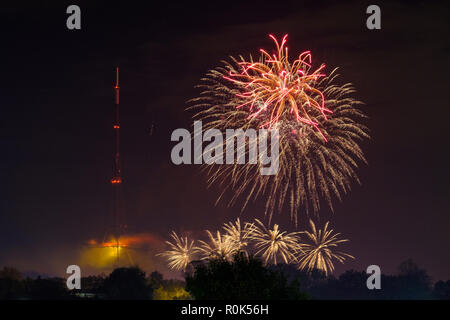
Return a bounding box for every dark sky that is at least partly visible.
[0,0,449,280]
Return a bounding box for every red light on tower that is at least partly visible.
[110,177,122,184]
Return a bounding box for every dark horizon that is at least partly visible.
[0,0,449,282]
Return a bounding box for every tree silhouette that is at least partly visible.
[432,280,450,300]
[28,277,69,300]
[102,267,152,300]
[79,274,106,296]
[185,253,307,300]
[148,271,164,290]
[395,259,431,299]
[0,267,23,299]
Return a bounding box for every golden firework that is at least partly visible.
[297,219,354,276]
[157,231,198,271]
[221,218,253,256]
[189,34,369,223]
[248,219,303,265]
[197,230,236,261]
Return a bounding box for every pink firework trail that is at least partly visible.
[223,34,332,141]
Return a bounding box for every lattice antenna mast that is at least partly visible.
[111,67,123,264]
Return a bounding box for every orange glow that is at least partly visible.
[102,241,128,248]
[81,233,165,271]
[101,233,161,248]
[119,233,161,246]
[86,233,162,251]
[113,125,120,129]
[110,178,122,184]
[87,239,98,246]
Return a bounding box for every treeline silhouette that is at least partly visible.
[270,259,450,300]
[185,253,308,299]
[0,257,449,300]
[0,266,185,300]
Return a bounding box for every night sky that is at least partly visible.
[1,1,449,280]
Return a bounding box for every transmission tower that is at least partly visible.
[108,67,126,266]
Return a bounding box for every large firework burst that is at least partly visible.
[157,231,198,271]
[197,230,236,261]
[189,34,369,223]
[223,34,332,140]
[222,218,253,256]
[297,219,354,276]
[248,219,303,265]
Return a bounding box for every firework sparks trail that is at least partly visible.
[189,34,369,223]
[157,231,199,271]
[223,34,331,141]
[297,219,354,276]
[197,230,237,261]
[221,218,253,256]
[247,219,303,265]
